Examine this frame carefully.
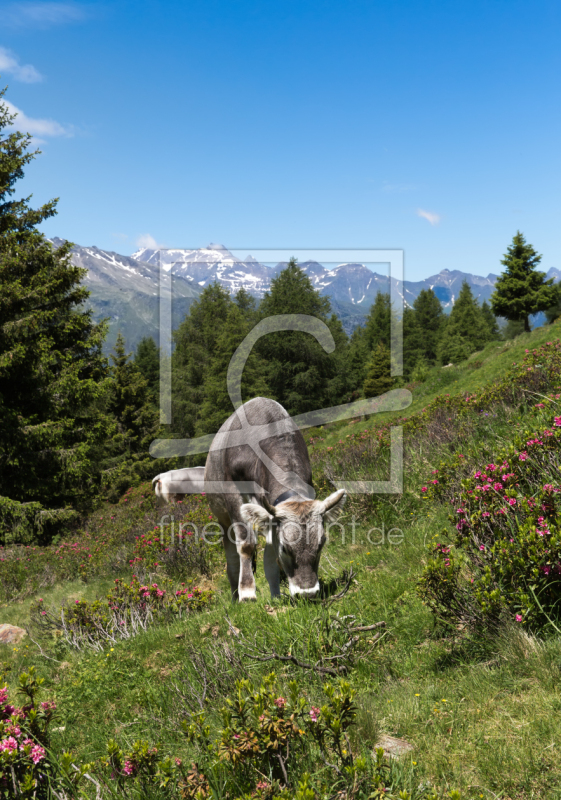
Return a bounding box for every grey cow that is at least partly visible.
[204,397,346,601]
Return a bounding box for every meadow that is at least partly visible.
[2,321,561,799]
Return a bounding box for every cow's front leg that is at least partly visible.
[231,521,257,601]
[263,543,281,598]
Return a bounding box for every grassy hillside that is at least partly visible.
[2,324,561,799]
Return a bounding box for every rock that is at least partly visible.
[0,624,27,644]
[375,735,414,759]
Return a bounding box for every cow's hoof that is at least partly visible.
[238,587,257,602]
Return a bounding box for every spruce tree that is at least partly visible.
[171,283,233,438]
[257,259,349,414]
[402,306,422,379]
[196,305,271,435]
[134,336,160,400]
[363,342,394,398]
[480,300,501,339]
[365,292,391,350]
[491,232,557,332]
[412,289,444,363]
[104,334,158,500]
[437,282,491,365]
[0,89,111,543]
[346,325,369,398]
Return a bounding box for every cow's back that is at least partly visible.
[204,397,312,521]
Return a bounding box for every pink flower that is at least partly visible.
[0,736,18,752]
[31,744,45,764]
[515,614,523,622]
[554,417,561,427]
[493,483,502,491]
[507,498,516,506]
[0,686,8,704]
[479,545,485,551]
[274,697,286,709]
[123,760,135,775]
[309,706,321,722]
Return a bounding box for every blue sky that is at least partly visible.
[2,0,560,281]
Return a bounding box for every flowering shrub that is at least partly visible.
[418,406,561,630]
[131,524,211,578]
[0,484,215,603]
[311,340,561,515]
[180,673,439,799]
[30,576,213,651]
[0,668,460,800]
[0,668,91,798]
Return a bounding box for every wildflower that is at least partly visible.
[479,545,485,551]
[274,697,286,709]
[515,614,523,622]
[309,706,321,722]
[123,760,135,776]
[0,737,18,752]
[31,744,45,763]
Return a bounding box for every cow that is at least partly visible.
[152,467,205,505]
[204,397,346,601]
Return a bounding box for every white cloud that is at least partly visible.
[135,234,165,250]
[3,99,72,141]
[417,208,441,226]
[0,47,42,82]
[4,2,88,28]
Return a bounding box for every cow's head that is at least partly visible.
[240,489,346,597]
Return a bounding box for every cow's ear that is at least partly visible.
[319,489,346,522]
[240,503,274,535]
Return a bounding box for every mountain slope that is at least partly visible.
[51,239,202,353]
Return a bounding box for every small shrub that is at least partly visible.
[418,403,561,631]
[0,668,92,798]
[30,576,213,651]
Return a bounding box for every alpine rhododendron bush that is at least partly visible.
[0,484,214,603]
[0,668,455,800]
[418,392,561,630]
[30,576,213,651]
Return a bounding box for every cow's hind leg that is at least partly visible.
[263,544,281,599]
[223,533,241,601]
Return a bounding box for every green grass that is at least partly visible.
[2,322,561,798]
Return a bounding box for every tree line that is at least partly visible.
[1,86,559,544]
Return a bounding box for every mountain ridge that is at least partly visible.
[54,240,558,350]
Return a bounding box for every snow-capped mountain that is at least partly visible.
[50,238,202,352]
[131,243,272,296]
[56,240,559,349]
[131,244,504,314]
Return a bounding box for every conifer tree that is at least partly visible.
[363,342,394,398]
[413,289,444,363]
[346,325,369,398]
[257,259,349,414]
[491,232,557,332]
[0,89,111,543]
[196,305,271,435]
[437,282,491,365]
[365,292,391,350]
[402,307,422,379]
[171,283,233,438]
[134,336,160,400]
[480,300,501,339]
[104,334,158,500]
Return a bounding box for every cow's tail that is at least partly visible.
[152,474,164,504]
